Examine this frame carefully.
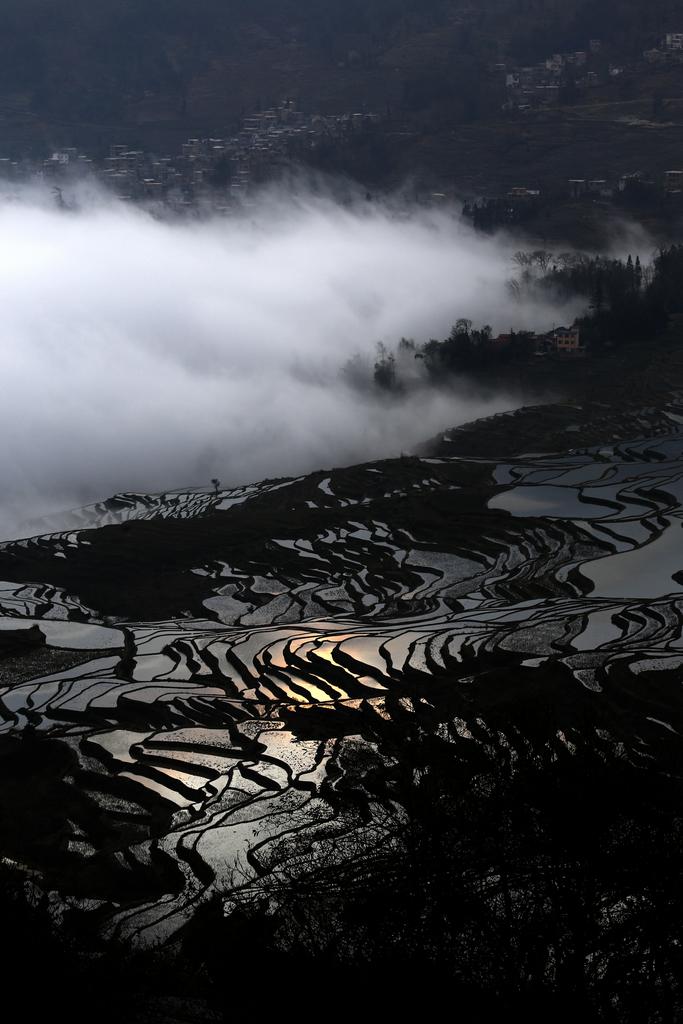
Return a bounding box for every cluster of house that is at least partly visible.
[495,31,683,112]
[491,38,614,112]
[643,32,683,63]
[470,165,683,225]
[493,326,585,357]
[1,100,380,208]
[569,168,683,200]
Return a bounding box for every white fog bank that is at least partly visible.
[0,188,582,538]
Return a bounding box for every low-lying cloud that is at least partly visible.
[0,186,582,538]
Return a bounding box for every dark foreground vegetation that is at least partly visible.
[211,746,683,1021]
[4,708,682,1022]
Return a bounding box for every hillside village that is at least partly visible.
[0,100,382,209]
[0,20,680,241]
[494,31,683,113]
[462,165,683,237]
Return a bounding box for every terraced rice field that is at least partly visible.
[2,398,683,945]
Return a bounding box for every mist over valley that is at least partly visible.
[0,185,584,536]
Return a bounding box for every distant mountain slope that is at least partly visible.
[0,0,679,137]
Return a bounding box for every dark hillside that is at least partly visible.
[0,0,679,145]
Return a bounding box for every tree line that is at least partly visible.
[365,244,683,392]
